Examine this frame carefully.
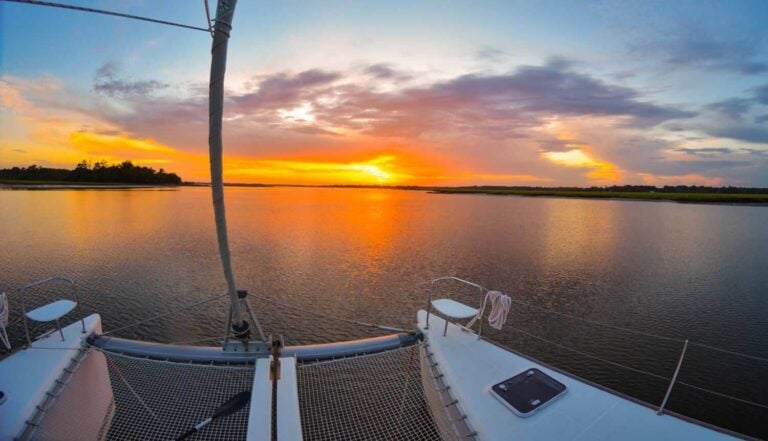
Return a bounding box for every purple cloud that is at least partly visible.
[363,64,411,80]
[306,59,695,138]
[233,69,340,110]
[93,62,168,97]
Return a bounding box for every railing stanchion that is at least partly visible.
[658,339,688,415]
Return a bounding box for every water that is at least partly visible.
[1,187,767,437]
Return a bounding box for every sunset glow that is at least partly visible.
[225,155,406,185]
[0,1,766,186]
[70,132,175,154]
[542,149,622,183]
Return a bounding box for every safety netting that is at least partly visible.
[296,343,472,441]
[27,341,475,440]
[102,352,254,441]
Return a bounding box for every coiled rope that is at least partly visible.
[465,290,511,331]
[0,293,11,350]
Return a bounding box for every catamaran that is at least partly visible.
[0,1,763,439]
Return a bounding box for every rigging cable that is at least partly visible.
[0,0,210,32]
[100,293,229,337]
[507,296,768,362]
[251,293,408,333]
[492,325,768,410]
[203,0,214,36]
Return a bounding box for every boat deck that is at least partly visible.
[418,310,736,441]
[0,315,102,440]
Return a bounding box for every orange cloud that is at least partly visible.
[542,148,621,183]
[69,131,176,161]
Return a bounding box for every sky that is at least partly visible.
[1,0,767,186]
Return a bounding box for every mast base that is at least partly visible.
[221,339,271,354]
[232,320,251,339]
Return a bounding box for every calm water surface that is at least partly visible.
[1,187,767,437]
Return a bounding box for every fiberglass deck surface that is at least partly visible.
[417,310,736,441]
[0,314,101,440]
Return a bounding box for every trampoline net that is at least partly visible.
[101,352,254,441]
[297,344,448,441]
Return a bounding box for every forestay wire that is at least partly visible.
[0,0,211,32]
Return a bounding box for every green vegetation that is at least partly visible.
[0,161,182,185]
[430,187,768,203]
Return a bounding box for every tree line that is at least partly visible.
[0,160,182,185]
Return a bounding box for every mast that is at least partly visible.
[208,0,261,341]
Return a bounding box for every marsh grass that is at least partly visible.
[431,188,768,203]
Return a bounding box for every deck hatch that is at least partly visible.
[490,368,567,417]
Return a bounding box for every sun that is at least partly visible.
[351,163,392,184]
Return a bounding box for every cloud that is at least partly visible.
[362,64,411,81]
[234,69,340,110]
[70,131,175,155]
[708,126,768,144]
[304,58,694,138]
[678,85,768,145]
[674,147,734,156]
[541,148,622,183]
[642,36,768,75]
[475,46,508,63]
[754,84,768,105]
[93,60,694,163]
[706,98,752,120]
[93,62,168,97]
[5,57,764,186]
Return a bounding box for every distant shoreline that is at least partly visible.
[3,181,768,204]
[0,180,182,190]
[428,188,768,204]
[218,183,768,205]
